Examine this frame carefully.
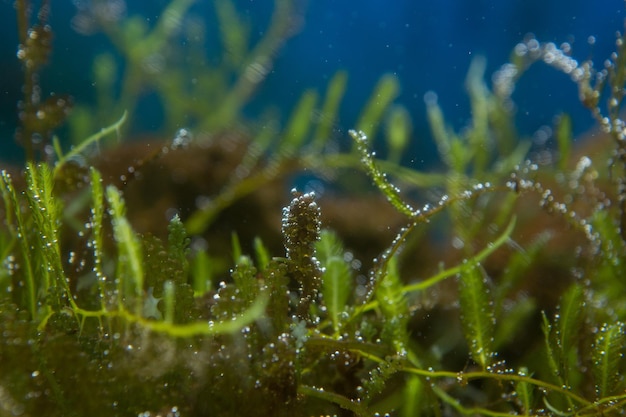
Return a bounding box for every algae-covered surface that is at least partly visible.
[2,1,626,416]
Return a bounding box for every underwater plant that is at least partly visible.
[2,1,626,417]
[13,0,72,162]
[67,0,304,143]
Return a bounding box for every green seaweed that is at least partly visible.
[592,322,626,399]
[458,263,495,370]
[3,2,626,417]
[14,0,72,161]
[316,229,353,335]
[68,0,301,141]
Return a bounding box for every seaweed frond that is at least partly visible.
[6,4,626,416]
[282,189,322,320]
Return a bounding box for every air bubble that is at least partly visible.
[172,128,192,149]
[423,90,438,106]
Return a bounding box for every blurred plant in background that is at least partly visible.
[67,0,302,142]
[13,0,73,161]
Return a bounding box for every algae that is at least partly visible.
[2,1,626,416]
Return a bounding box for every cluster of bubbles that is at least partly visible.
[492,35,584,100]
[507,159,600,246]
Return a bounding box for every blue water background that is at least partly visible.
[0,0,624,164]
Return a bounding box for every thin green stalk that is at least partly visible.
[1,171,37,319]
[299,385,370,416]
[62,291,268,338]
[401,367,591,408]
[53,111,127,180]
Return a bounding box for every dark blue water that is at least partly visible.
[0,0,624,163]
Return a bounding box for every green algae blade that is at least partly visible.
[542,312,560,383]
[385,104,411,164]
[311,70,348,151]
[593,322,626,399]
[557,284,584,387]
[25,163,75,313]
[316,229,352,334]
[54,111,127,180]
[350,129,416,218]
[277,89,318,160]
[253,237,271,271]
[106,185,144,315]
[458,262,495,370]
[89,167,108,307]
[356,73,400,139]
[516,367,535,413]
[0,170,37,318]
[375,256,409,355]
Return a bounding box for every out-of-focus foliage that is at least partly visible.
[68,0,302,143]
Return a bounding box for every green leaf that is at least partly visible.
[0,170,37,318]
[516,367,535,413]
[350,129,416,217]
[465,56,491,175]
[541,284,585,408]
[190,249,214,295]
[385,104,412,164]
[89,167,108,307]
[321,257,351,326]
[254,236,271,271]
[376,256,409,355]
[215,0,250,68]
[316,230,352,334]
[0,172,15,232]
[593,322,625,399]
[276,89,318,160]
[356,73,400,139]
[163,280,175,324]
[231,232,243,265]
[106,185,144,315]
[401,375,428,417]
[557,284,584,380]
[25,163,74,315]
[425,93,466,172]
[542,311,560,381]
[311,70,347,151]
[458,263,495,369]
